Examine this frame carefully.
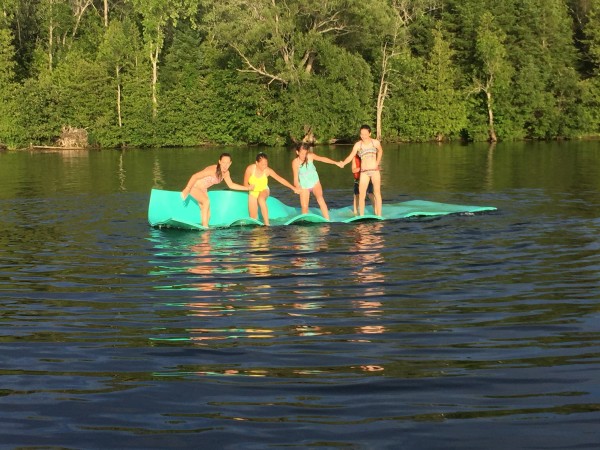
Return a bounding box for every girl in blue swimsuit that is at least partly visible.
[292,143,343,221]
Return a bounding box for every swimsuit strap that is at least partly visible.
[361,139,376,149]
[253,164,267,179]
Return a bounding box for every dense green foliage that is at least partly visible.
[1,0,600,148]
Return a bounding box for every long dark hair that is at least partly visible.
[296,142,312,167]
[216,152,231,180]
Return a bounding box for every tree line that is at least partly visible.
[1,0,600,149]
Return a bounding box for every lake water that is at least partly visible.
[0,142,599,449]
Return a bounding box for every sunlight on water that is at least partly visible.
[0,143,599,448]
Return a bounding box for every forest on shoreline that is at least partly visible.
[1,0,600,149]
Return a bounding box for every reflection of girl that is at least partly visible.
[181,153,251,228]
[292,143,343,220]
[352,222,385,288]
[244,152,298,226]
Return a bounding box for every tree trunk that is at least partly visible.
[302,125,315,144]
[116,66,122,128]
[104,0,109,27]
[376,80,387,141]
[486,90,497,142]
[150,44,159,119]
[48,2,53,71]
[304,53,314,74]
[376,44,390,141]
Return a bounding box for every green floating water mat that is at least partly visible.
[148,189,496,230]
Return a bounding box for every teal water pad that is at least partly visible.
[148,189,496,230]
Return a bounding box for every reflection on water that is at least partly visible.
[485,142,496,190]
[1,145,599,449]
[289,224,328,273]
[186,231,237,319]
[152,153,164,189]
[245,227,273,277]
[351,221,386,294]
[288,225,330,314]
[118,150,126,191]
[149,227,283,344]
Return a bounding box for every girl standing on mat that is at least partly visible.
[181,153,251,228]
[341,125,383,216]
[292,142,344,220]
[244,152,298,226]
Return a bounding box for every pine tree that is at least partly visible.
[0,26,19,147]
[470,11,513,142]
[420,25,467,141]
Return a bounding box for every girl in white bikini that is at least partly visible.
[341,125,383,216]
[181,153,251,228]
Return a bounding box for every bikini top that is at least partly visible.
[358,140,378,159]
[196,173,221,190]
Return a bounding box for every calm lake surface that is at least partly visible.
[1,142,599,449]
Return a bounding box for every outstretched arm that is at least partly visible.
[268,169,298,193]
[223,172,252,191]
[341,145,359,167]
[312,153,343,168]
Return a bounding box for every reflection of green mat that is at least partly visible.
[148,189,496,230]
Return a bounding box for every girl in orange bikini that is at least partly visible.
[341,125,383,216]
[181,153,251,228]
[243,152,298,226]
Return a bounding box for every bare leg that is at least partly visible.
[191,188,210,227]
[248,194,259,219]
[205,203,211,227]
[258,190,270,226]
[353,192,359,215]
[371,171,382,216]
[358,173,370,216]
[312,182,329,220]
[299,189,310,214]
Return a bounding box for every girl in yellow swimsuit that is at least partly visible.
[181,153,251,228]
[243,152,298,226]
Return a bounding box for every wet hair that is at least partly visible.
[256,152,268,162]
[360,124,371,133]
[216,152,231,180]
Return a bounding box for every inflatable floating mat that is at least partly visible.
[148,189,497,230]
